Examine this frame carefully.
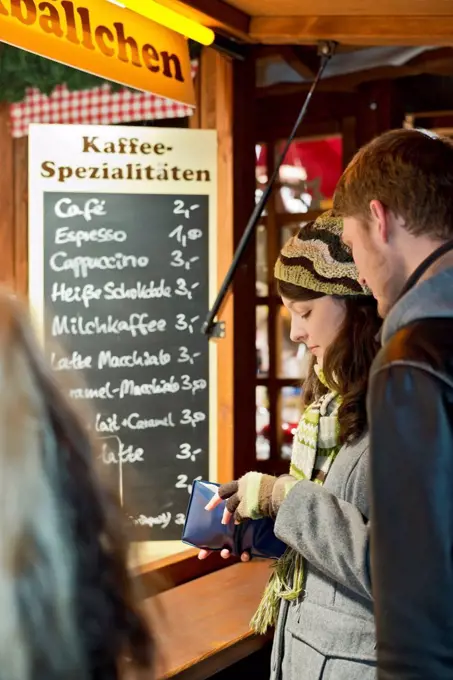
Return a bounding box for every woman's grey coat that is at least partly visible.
[270,433,376,680]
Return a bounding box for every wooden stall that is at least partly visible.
[155,2,453,676]
[2,1,453,677]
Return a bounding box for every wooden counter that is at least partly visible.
[145,560,273,679]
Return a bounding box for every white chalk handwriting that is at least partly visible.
[54,197,107,222]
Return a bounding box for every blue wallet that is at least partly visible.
[181,479,286,559]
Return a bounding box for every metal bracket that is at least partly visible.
[212,35,248,61]
[317,40,338,58]
[202,320,226,339]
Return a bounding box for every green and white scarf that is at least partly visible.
[250,369,341,634]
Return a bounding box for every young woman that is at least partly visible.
[202,211,381,680]
[0,291,154,680]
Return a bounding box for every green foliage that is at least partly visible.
[0,40,200,103]
[0,44,125,102]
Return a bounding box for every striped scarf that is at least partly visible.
[250,369,341,634]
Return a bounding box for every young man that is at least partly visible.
[334,128,453,679]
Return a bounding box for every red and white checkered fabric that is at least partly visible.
[10,62,198,138]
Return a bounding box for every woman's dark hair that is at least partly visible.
[277,279,381,444]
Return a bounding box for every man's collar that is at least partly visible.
[397,240,453,303]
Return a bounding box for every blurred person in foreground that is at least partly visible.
[334,128,453,679]
[0,291,155,680]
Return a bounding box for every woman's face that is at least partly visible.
[281,295,346,366]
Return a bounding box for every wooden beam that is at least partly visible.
[155,0,251,39]
[237,0,453,16]
[257,91,358,120]
[257,49,453,98]
[406,46,453,71]
[258,117,341,148]
[410,109,453,118]
[255,44,364,59]
[255,90,357,140]
[250,16,453,46]
[277,46,317,79]
[257,78,360,97]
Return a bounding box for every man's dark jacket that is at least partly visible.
[369,246,453,679]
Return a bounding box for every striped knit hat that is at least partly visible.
[274,210,370,296]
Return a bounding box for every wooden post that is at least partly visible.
[0,104,14,287]
[188,68,201,130]
[341,115,358,168]
[199,47,235,482]
[14,137,28,297]
[264,139,279,471]
[197,47,257,480]
[231,52,257,479]
[0,108,29,297]
[357,80,405,147]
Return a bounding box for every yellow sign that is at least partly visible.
[0,0,195,106]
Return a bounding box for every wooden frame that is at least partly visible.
[249,16,453,46]
[171,0,453,46]
[156,0,250,40]
[229,0,453,14]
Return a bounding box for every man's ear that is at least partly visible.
[369,199,389,244]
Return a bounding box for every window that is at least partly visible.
[255,136,342,474]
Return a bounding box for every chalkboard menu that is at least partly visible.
[30,125,217,549]
[41,191,210,540]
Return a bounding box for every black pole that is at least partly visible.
[202,41,337,337]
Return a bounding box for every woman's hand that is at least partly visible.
[204,486,240,524]
[214,472,297,523]
[197,472,297,561]
[198,491,251,562]
[198,547,251,562]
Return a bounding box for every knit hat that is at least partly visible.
[274,210,370,296]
